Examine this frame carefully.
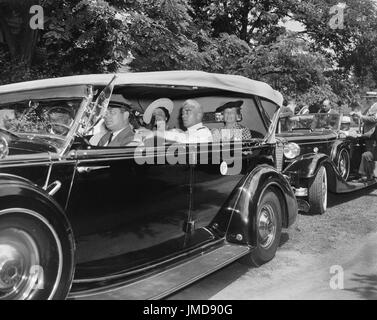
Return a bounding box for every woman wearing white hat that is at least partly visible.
[143,98,174,131]
[134,98,175,144]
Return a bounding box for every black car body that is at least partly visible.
[276,112,377,214]
[0,71,297,300]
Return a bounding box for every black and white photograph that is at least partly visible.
[0,0,377,305]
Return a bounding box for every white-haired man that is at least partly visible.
[164,99,212,143]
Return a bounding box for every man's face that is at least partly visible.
[2,110,16,130]
[182,104,200,128]
[223,108,238,125]
[322,99,331,111]
[104,107,128,132]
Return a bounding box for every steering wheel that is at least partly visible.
[45,107,73,135]
[47,122,71,135]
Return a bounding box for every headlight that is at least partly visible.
[0,135,9,159]
[284,143,300,159]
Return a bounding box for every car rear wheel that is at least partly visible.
[338,149,350,181]
[0,207,74,300]
[241,188,282,267]
[308,166,327,215]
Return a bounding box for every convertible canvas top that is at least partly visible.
[0,71,283,107]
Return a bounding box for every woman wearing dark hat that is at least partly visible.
[213,100,252,141]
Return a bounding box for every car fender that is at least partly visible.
[213,165,297,246]
[0,173,74,240]
[283,153,334,179]
[283,153,342,192]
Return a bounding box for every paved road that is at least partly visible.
[168,186,377,300]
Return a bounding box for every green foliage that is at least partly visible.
[0,0,376,110]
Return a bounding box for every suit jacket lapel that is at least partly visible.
[98,131,112,147]
[109,126,134,147]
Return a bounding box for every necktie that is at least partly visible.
[106,133,113,146]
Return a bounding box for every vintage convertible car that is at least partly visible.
[0,71,297,300]
[276,112,377,214]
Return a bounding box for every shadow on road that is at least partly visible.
[344,273,377,299]
[327,185,377,209]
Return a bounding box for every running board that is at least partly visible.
[70,243,250,300]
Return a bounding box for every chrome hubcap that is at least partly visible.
[0,229,40,300]
[258,204,276,249]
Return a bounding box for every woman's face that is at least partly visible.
[223,108,238,125]
[152,108,167,123]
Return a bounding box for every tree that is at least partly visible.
[0,0,41,73]
[0,0,133,83]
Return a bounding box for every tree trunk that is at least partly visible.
[0,0,40,68]
[239,0,250,42]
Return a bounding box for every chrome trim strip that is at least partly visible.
[0,208,64,300]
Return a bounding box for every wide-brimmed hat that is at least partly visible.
[143,98,174,124]
[216,100,243,113]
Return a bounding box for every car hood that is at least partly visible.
[277,130,338,143]
[2,134,59,156]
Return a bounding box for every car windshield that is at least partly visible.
[280,113,341,132]
[0,99,81,138]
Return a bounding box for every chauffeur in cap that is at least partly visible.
[96,104,135,147]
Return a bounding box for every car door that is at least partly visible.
[183,95,274,249]
[66,144,192,279]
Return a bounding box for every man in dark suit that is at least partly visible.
[352,103,377,181]
[97,104,135,147]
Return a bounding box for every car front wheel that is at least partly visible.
[308,166,328,215]
[338,149,350,181]
[241,188,282,267]
[0,207,74,300]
